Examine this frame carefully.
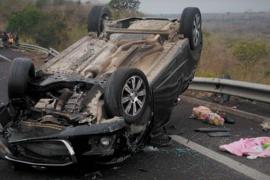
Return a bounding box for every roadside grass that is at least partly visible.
[197,32,270,84]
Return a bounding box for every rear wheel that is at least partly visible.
[8,58,35,99]
[87,5,111,35]
[104,68,150,124]
[180,7,202,50]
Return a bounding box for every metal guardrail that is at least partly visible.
[0,40,59,57]
[189,77,270,103]
[19,43,60,57]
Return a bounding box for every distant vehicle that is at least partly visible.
[0,6,202,167]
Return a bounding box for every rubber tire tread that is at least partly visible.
[8,58,35,99]
[104,68,150,124]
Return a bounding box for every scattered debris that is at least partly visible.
[175,147,190,157]
[84,171,103,180]
[261,121,270,131]
[192,106,224,126]
[167,124,177,130]
[138,168,148,173]
[208,132,231,137]
[150,133,172,147]
[112,166,120,170]
[143,146,159,152]
[195,127,231,137]
[224,116,235,124]
[195,127,230,133]
[220,137,270,159]
[153,146,193,157]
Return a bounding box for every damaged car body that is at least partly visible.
[0,6,203,167]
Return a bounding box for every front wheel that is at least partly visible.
[104,68,151,124]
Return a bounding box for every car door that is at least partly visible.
[150,40,199,129]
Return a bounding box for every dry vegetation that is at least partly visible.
[197,13,270,84]
[158,12,270,84]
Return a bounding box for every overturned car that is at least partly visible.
[0,6,202,167]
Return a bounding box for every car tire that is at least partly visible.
[104,68,150,124]
[8,58,35,99]
[180,7,202,50]
[87,5,111,35]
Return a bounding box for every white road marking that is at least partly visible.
[171,135,270,180]
[0,54,12,63]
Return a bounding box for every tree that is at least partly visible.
[0,0,33,22]
[109,0,140,10]
[33,13,67,48]
[7,5,44,34]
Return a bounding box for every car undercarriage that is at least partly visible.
[0,6,202,168]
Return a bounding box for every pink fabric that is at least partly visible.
[220,137,270,159]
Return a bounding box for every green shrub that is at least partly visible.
[7,5,67,48]
[7,6,44,34]
[33,13,67,48]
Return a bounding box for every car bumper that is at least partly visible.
[0,119,126,167]
[3,139,77,167]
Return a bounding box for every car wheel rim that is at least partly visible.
[121,75,146,116]
[192,13,201,47]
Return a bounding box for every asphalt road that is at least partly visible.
[0,49,270,180]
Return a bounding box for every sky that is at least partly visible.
[91,0,270,14]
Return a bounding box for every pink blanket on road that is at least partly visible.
[219,137,270,159]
